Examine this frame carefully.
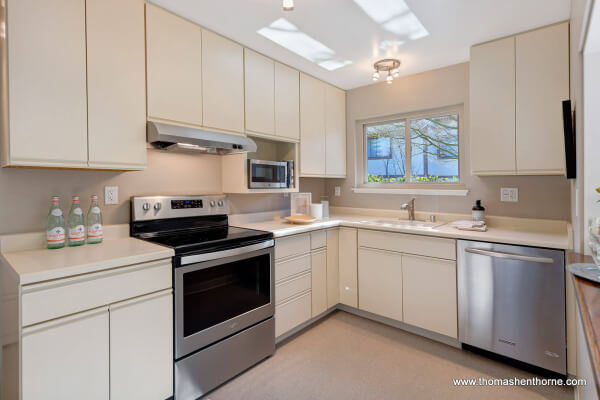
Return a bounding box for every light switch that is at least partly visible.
[500,187,518,202]
[334,186,341,197]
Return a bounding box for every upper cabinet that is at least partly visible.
[299,73,346,177]
[244,49,275,136]
[275,62,300,141]
[87,0,146,170]
[146,3,203,128]
[202,30,245,134]
[4,0,88,168]
[2,0,146,170]
[470,22,569,176]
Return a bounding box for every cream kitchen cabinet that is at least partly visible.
[299,73,346,177]
[3,0,88,168]
[146,3,203,128]
[311,249,327,317]
[339,227,358,307]
[402,255,457,338]
[326,229,340,308]
[87,0,146,170]
[358,248,403,322]
[245,49,275,136]
[275,62,300,141]
[202,29,245,134]
[470,22,569,176]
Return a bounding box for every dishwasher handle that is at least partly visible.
[464,248,555,264]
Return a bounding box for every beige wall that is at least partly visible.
[325,62,571,220]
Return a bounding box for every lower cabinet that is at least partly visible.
[402,255,458,338]
[275,292,312,337]
[326,229,340,308]
[339,228,358,307]
[22,307,110,400]
[311,249,327,316]
[109,291,173,400]
[358,248,403,322]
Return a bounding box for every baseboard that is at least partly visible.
[276,307,337,344]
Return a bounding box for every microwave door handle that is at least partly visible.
[464,248,554,264]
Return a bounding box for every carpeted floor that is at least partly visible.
[208,311,574,400]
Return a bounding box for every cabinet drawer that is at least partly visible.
[275,254,311,283]
[22,259,172,327]
[275,291,311,337]
[275,272,311,305]
[275,234,310,260]
[358,230,456,260]
[310,230,327,250]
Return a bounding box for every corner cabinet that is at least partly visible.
[470,22,569,176]
[299,73,346,178]
[2,0,147,170]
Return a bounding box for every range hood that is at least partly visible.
[147,121,257,154]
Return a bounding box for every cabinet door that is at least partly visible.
[245,49,274,135]
[300,73,326,175]
[21,307,109,400]
[325,84,346,177]
[6,0,88,168]
[87,0,146,170]
[516,22,569,175]
[402,255,457,338]
[110,290,173,400]
[358,248,403,321]
[311,249,327,317]
[470,37,516,175]
[326,229,340,308]
[146,4,203,127]
[338,227,358,307]
[202,30,244,134]
[275,62,300,141]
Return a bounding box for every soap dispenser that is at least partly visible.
[472,200,485,222]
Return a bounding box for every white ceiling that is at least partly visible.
[149,0,571,90]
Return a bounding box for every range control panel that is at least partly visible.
[131,195,229,221]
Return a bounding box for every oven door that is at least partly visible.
[249,160,287,188]
[174,241,274,359]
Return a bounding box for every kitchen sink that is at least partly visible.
[362,219,446,230]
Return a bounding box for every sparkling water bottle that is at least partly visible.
[67,196,85,247]
[86,195,103,244]
[46,196,65,249]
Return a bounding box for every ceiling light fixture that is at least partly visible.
[282,0,294,11]
[372,58,401,84]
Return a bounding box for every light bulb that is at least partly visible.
[283,0,294,11]
[372,71,379,81]
[386,73,393,84]
[392,68,400,78]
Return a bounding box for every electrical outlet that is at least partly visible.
[334,186,341,197]
[500,187,518,202]
[104,186,119,205]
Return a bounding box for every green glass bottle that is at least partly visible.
[86,195,103,244]
[46,196,65,249]
[67,196,85,247]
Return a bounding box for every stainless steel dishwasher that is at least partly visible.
[457,240,566,374]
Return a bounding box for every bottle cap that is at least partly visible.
[72,196,80,202]
[91,195,98,200]
[51,196,59,203]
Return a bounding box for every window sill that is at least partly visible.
[351,187,469,196]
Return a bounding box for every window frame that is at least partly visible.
[356,105,465,191]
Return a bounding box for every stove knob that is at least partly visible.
[154,203,162,211]
[210,201,216,207]
[217,200,224,207]
[142,202,150,211]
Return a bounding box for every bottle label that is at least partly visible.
[73,208,83,216]
[47,227,65,245]
[91,206,101,214]
[87,224,103,240]
[51,209,63,217]
[69,225,85,242]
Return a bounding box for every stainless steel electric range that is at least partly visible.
[130,195,275,400]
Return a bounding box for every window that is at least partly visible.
[361,109,461,185]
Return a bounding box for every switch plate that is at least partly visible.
[104,186,119,205]
[334,186,341,197]
[500,187,518,202]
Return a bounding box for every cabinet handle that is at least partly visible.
[464,248,554,264]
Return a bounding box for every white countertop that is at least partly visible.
[1,236,174,285]
[233,214,572,250]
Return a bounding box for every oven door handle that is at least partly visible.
[180,239,274,265]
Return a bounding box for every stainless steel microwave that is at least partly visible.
[248,159,291,189]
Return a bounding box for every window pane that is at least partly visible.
[409,114,459,183]
[366,121,406,183]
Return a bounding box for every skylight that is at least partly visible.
[353,0,429,40]
[257,18,352,71]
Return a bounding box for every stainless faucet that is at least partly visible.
[401,198,416,221]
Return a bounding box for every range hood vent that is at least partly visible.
[147,121,257,154]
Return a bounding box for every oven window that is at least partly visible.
[252,164,285,183]
[182,253,271,337]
